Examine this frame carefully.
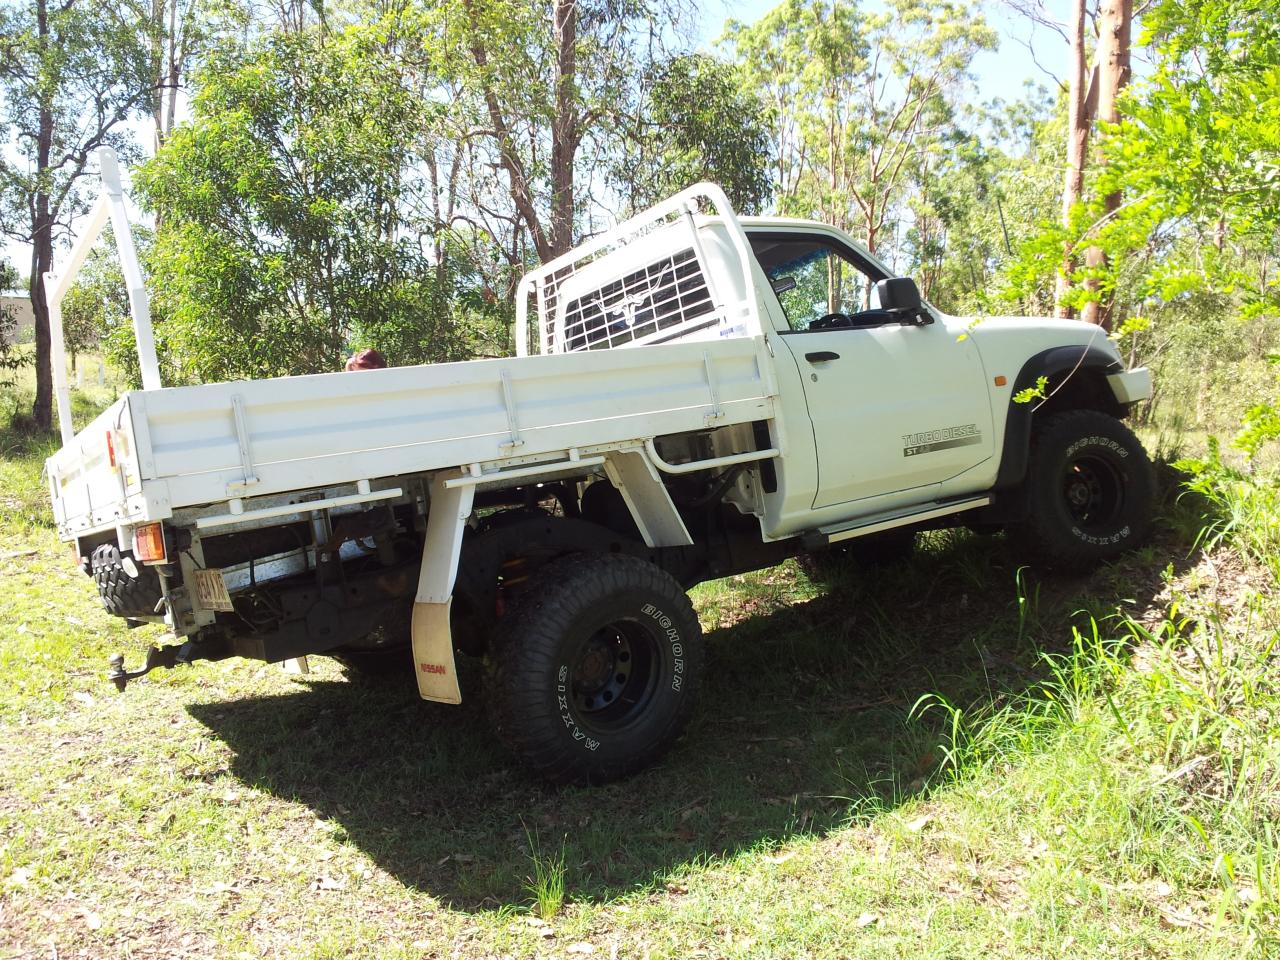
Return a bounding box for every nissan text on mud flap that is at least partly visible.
[45,148,1154,784]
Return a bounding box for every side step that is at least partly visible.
[802,496,990,550]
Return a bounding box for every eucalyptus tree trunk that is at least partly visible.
[547,0,578,260]
[30,0,55,431]
[1080,0,1132,331]
[1055,0,1096,319]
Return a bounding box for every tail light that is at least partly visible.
[132,522,168,563]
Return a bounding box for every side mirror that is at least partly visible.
[873,277,929,324]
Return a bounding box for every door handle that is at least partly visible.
[805,351,840,363]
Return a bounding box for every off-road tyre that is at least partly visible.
[1011,409,1154,571]
[90,543,163,618]
[487,553,703,785]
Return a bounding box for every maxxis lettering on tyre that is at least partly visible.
[555,663,601,752]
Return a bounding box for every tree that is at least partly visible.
[0,0,155,430]
[1098,0,1280,440]
[1002,0,1133,325]
[135,26,506,383]
[728,0,996,257]
[0,259,28,392]
[895,86,1064,316]
[1055,0,1098,317]
[1078,0,1133,329]
[142,0,219,151]
[613,53,774,216]
[60,233,136,374]
[437,0,683,263]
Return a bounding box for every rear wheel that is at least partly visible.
[1011,409,1154,571]
[487,553,702,784]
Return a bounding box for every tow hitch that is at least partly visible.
[107,645,182,691]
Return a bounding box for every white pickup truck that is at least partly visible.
[45,164,1153,783]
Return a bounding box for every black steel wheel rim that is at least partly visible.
[1061,454,1124,531]
[569,619,660,731]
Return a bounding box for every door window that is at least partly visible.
[751,237,875,332]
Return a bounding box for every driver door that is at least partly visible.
[753,233,994,511]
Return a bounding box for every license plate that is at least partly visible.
[193,568,234,612]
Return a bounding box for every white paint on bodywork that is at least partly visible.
[964,313,1125,447]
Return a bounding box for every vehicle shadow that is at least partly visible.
[188,481,1204,912]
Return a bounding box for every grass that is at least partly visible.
[524,830,568,921]
[2,386,1279,957]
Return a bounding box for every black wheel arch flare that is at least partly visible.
[994,344,1127,491]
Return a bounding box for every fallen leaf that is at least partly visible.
[856,912,879,928]
[81,910,102,931]
[567,943,596,955]
[311,875,346,892]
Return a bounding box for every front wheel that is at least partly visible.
[487,553,703,784]
[1011,409,1154,571]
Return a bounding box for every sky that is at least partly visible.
[6,0,1067,290]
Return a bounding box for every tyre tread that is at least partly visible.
[1011,408,1154,571]
[487,553,702,784]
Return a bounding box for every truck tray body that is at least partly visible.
[48,335,776,539]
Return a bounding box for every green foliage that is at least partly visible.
[135,25,507,383]
[1231,332,1280,465]
[1012,374,1048,405]
[0,0,153,239]
[726,0,997,252]
[617,53,774,215]
[60,234,135,369]
[1006,0,1280,313]
[1177,438,1280,581]
[0,260,29,392]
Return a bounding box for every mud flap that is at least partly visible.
[411,473,475,704]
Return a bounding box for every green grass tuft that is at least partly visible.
[523,829,567,921]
